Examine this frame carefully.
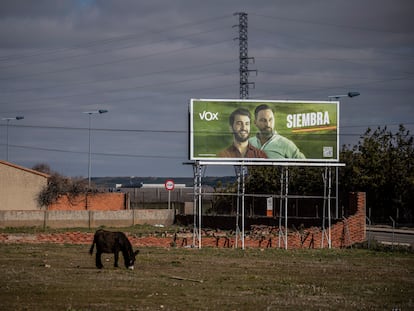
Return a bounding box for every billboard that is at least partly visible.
[189,99,339,162]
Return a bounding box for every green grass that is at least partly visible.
[0,242,413,310]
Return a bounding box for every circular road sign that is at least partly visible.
[165,179,175,191]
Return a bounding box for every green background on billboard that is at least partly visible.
[191,100,338,161]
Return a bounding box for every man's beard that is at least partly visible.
[234,130,249,142]
[260,127,273,138]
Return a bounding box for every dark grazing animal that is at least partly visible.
[89,229,139,269]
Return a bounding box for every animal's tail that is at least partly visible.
[89,237,95,255]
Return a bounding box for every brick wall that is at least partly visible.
[279,192,366,249]
[48,193,128,211]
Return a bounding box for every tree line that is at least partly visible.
[340,125,413,223]
[215,125,413,224]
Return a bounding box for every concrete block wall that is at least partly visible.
[0,209,175,228]
[0,210,46,228]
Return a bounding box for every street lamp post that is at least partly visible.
[1,116,24,161]
[328,91,360,100]
[83,110,108,187]
[328,91,360,219]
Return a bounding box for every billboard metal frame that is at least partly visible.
[188,160,344,250]
[188,98,343,249]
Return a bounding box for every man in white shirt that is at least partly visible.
[249,104,305,159]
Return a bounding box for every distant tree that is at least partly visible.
[211,177,238,215]
[245,166,280,195]
[32,163,53,175]
[340,125,414,223]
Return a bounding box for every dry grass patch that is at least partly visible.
[0,243,413,310]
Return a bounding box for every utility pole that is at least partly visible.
[233,12,257,249]
[1,116,24,161]
[234,12,257,99]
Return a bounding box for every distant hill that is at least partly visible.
[92,176,237,189]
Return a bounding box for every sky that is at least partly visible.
[0,0,413,178]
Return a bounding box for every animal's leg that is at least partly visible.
[114,251,119,267]
[258,236,265,248]
[267,238,272,248]
[96,251,103,269]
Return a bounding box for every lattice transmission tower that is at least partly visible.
[234,12,257,99]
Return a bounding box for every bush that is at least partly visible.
[353,239,413,253]
[36,173,90,207]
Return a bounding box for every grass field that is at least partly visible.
[0,242,413,310]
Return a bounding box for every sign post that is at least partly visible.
[164,179,175,210]
[266,197,273,217]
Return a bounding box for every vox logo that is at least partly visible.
[199,110,219,121]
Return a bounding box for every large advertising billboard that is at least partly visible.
[189,99,339,162]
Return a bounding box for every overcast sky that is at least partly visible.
[1,0,413,178]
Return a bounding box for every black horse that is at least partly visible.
[89,229,139,269]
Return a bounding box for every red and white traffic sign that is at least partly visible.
[164,179,175,191]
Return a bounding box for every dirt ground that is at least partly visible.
[0,230,413,310]
[0,231,280,249]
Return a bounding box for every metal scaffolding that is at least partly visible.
[189,161,343,249]
[192,161,203,249]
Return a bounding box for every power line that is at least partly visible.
[0,15,231,64]
[8,124,186,133]
[0,25,232,74]
[250,75,414,100]
[2,126,411,162]
[251,13,411,35]
[1,13,410,109]
[0,81,239,115]
[0,70,236,110]
[1,59,236,94]
[0,37,234,82]
[249,21,414,61]
[2,122,412,134]
[5,144,184,159]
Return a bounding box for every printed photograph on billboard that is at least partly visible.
[189,99,339,162]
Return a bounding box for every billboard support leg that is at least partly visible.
[322,167,326,248]
[328,167,332,248]
[241,163,246,250]
[321,166,332,248]
[234,165,241,248]
[278,167,284,248]
[278,166,289,249]
[192,161,203,249]
[198,164,203,249]
[335,166,339,219]
[192,163,197,247]
[284,167,289,249]
[234,164,246,249]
